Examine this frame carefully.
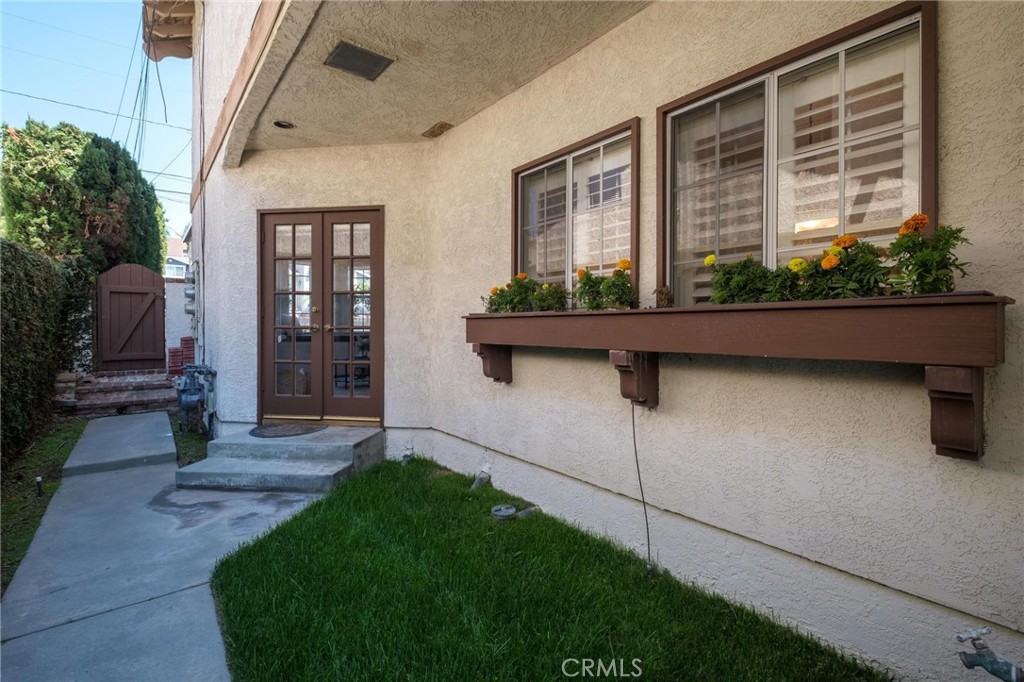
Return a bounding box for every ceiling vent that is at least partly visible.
[324,40,393,82]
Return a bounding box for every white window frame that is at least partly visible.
[664,12,922,297]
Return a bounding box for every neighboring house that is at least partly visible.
[143,1,1023,679]
[164,236,189,279]
[163,234,192,363]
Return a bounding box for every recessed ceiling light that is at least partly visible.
[273,120,295,129]
[324,40,393,82]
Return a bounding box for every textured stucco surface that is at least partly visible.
[193,1,1024,678]
[164,281,191,364]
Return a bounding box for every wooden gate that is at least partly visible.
[94,264,166,372]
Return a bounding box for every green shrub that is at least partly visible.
[709,257,774,304]
[574,269,605,310]
[600,269,635,308]
[532,282,569,311]
[798,239,888,300]
[888,223,969,295]
[1,240,70,462]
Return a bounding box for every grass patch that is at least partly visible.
[172,424,208,467]
[212,459,890,681]
[1,417,86,595]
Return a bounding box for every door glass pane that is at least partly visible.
[294,364,312,396]
[294,328,312,361]
[353,330,370,360]
[294,261,312,291]
[275,329,292,360]
[333,331,351,361]
[353,259,371,292]
[333,261,351,292]
[275,225,292,256]
[778,56,840,159]
[777,148,840,251]
[333,364,351,397]
[353,223,371,256]
[333,294,352,327]
[274,295,293,326]
[275,261,291,291]
[353,364,370,397]
[295,224,312,257]
[275,363,293,395]
[353,294,370,326]
[333,224,351,257]
[294,295,312,327]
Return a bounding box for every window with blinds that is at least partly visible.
[519,129,633,293]
[667,17,921,304]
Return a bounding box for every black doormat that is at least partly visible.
[249,424,327,438]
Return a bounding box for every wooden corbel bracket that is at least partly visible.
[472,343,512,383]
[925,366,984,460]
[609,350,659,408]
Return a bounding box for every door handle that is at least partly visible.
[311,323,320,332]
[323,324,334,332]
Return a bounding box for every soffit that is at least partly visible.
[245,1,647,151]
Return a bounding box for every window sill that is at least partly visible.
[464,292,1015,460]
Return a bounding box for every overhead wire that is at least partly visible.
[112,17,143,138]
[1,11,132,49]
[0,90,189,131]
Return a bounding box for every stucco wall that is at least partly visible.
[164,280,192,364]
[195,1,1023,679]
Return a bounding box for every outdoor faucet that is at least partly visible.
[956,627,1023,682]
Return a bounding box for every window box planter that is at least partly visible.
[464,292,1014,460]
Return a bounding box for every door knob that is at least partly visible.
[323,324,334,332]
[311,323,320,332]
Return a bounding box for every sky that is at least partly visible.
[1,1,193,238]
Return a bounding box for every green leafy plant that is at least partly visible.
[797,236,888,300]
[482,274,568,313]
[532,282,569,311]
[887,214,969,295]
[574,268,606,310]
[707,256,775,304]
[599,258,635,308]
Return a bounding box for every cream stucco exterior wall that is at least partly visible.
[192,2,1024,679]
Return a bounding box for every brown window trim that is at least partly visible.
[511,117,641,292]
[654,1,937,289]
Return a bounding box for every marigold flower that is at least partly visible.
[703,254,717,267]
[821,254,840,270]
[832,234,858,249]
[516,272,528,280]
[900,213,929,235]
[577,268,587,279]
[616,257,632,271]
[490,286,500,295]
[542,283,550,290]
[826,245,843,257]
[787,257,808,273]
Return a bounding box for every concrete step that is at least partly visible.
[76,379,173,395]
[69,388,178,419]
[176,458,352,493]
[209,427,384,469]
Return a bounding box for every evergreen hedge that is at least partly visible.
[1,240,70,462]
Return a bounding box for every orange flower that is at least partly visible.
[490,286,499,295]
[616,257,632,271]
[576,268,587,279]
[821,254,840,270]
[832,234,858,249]
[516,272,528,281]
[899,213,929,235]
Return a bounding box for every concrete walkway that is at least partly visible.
[1,412,319,682]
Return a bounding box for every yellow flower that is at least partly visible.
[703,254,717,267]
[490,286,499,295]
[616,257,632,271]
[832,234,858,249]
[542,283,550,290]
[576,268,587,279]
[516,272,528,281]
[821,254,840,270]
[827,245,843,257]
[787,257,808,273]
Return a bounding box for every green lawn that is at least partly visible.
[212,459,890,682]
[1,417,87,595]
[172,423,208,467]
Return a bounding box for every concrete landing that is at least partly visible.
[176,457,352,492]
[1,413,318,682]
[176,426,384,493]
[63,411,176,476]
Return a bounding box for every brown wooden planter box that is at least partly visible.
[464,292,1015,460]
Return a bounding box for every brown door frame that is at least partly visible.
[257,206,385,425]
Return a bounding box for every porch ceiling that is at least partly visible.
[242,1,647,153]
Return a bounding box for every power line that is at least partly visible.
[112,18,143,138]
[0,89,190,132]
[154,188,190,195]
[144,139,192,184]
[1,11,132,49]
[142,170,192,181]
[2,46,125,79]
